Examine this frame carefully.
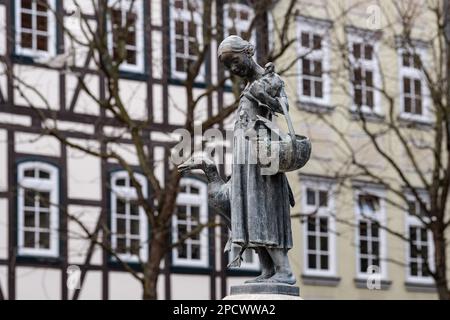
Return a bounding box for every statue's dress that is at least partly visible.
[231,80,293,250]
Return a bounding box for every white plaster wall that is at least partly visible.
[119,79,147,121]
[151,0,162,26]
[0,199,8,260]
[76,271,102,300]
[67,142,101,201]
[151,31,163,79]
[15,132,61,157]
[152,83,164,123]
[0,5,5,56]
[0,129,7,192]
[193,88,208,123]
[16,267,61,300]
[107,143,140,166]
[0,266,7,298]
[67,205,102,266]
[66,74,100,115]
[13,66,60,110]
[154,146,165,187]
[0,63,7,102]
[0,113,32,126]
[168,86,186,125]
[109,271,142,300]
[170,274,210,300]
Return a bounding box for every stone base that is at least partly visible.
[225,283,301,300]
[224,293,303,300]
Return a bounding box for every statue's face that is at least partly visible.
[220,52,252,78]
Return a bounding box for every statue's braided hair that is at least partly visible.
[218,35,255,59]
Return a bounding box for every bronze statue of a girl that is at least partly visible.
[218,35,298,285]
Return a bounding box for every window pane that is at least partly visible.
[130,201,139,216]
[314,81,323,98]
[24,169,35,177]
[37,35,48,51]
[404,97,411,113]
[178,244,187,258]
[313,35,322,50]
[364,44,373,60]
[39,232,50,249]
[302,59,311,75]
[306,188,315,206]
[36,0,48,12]
[116,237,126,253]
[130,219,140,235]
[21,13,32,29]
[38,170,50,179]
[24,189,35,207]
[360,240,368,254]
[177,205,187,220]
[360,257,368,273]
[415,97,422,115]
[402,53,410,67]
[191,244,200,260]
[130,239,140,255]
[24,231,35,248]
[319,218,327,232]
[190,186,200,194]
[116,198,126,214]
[21,0,32,9]
[21,32,33,48]
[301,32,309,48]
[353,43,361,59]
[24,210,35,227]
[359,221,367,236]
[175,21,184,35]
[303,79,311,96]
[38,191,50,208]
[413,55,421,69]
[320,254,328,270]
[39,211,49,229]
[366,90,374,108]
[307,217,315,232]
[117,218,126,235]
[175,39,184,54]
[320,236,328,251]
[318,190,327,207]
[403,78,411,93]
[371,223,379,238]
[410,262,418,276]
[308,254,316,269]
[307,235,316,250]
[414,80,421,94]
[37,15,47,31]
[115,178,126,186]
[176,57,185,72]
[365,71,373,87]
[190,206,200,221]
[177,224,187,237]
[354,88,362,106]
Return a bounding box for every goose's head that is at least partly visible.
[177,155,216,174]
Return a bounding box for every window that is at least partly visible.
[348,33,380,113]
[302,182,336,276]
[172,178,208,267]
[170,0,203,79]
[405,195,433,283]
[399,49,429,120]
[108,0,144,73]
[297,18,331,106]
[110,171,148,262]
[223,2,253,40]
[354,188,387,279]
[15,0,56,57]
[229,243,259,271]
[17,161,59,257]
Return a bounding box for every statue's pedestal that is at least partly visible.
[223,283,302,300]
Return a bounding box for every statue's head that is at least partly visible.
[218,35,255,78]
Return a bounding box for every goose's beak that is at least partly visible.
[177,162,191,173]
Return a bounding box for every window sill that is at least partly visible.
[354,278,392,290]
[297,100,335,114]
[349,109,385,123]
[404,281,436,293]
[397,114,433,129]
[301,274,341,287]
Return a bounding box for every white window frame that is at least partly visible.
[301,180,337,277]
[170,0,204,81]
[107,0,145,73]
[354,186,388,280]
[398,47,431,123]
[296,17,331,106]
[110,171,148,263]
[228,243,259,271]
[172,178,209,268]
[404,193,434,284]
[347,32,382,115]
[15,0,57,59]
[17,161,59,257]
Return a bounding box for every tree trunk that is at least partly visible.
[433,227,450,299]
